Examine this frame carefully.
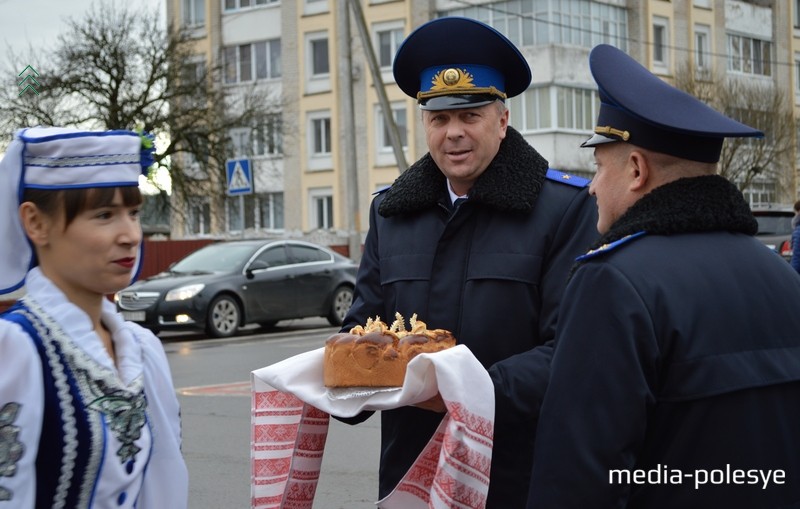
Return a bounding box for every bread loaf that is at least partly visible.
[323,313,456,388]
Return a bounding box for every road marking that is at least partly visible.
[177,381,251,397]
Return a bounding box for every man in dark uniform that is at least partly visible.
[339,17,598,508]
[528,44,800,508]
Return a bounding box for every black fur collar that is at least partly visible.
[587,174,757,253]
[378,126,549,217]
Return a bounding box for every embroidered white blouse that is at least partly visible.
[0,268,188,508]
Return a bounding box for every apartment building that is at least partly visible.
[167,0,799,245]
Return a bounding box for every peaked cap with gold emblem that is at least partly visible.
[581,44,763,163]
[393,17,531,111]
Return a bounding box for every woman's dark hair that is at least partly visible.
[22,186,143,229]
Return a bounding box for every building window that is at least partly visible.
[509,86,600,134]
[727,34,772,76]
[223,39,281,84]
[652,16,670,70]
[312,116,331,156]
[226,193,284,231]
[375,24,404,69]
[180,59,206,108]
[229,115,283,158]
[442,0,628,50]
[796,0,800,28]
[795,54,800,101]
[224,0,278,11]
[694,0,711,7]
[187,196,211,235]
[183,0,205,27]
[259,192,284,230]
[310,36,329,77]
[304,0,328,16]
[226,194,257,232]
[557,87,597,131]
[254,114,283,156]
[305,32,330,94]
[694,24,711,74]
[375,103,407,166]
[377,103,407,151]
[310,189,334,230]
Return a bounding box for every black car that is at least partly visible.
[752,208,794,261]
[115,239,358,337]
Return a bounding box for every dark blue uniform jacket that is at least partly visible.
[529,175,800,508]
[341,127,599,508]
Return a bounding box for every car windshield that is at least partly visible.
[170,244,258,273]
[755,215,794,236]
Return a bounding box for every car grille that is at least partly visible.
[118,291,160,310]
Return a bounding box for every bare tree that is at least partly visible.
[673,62,795,203]
[0,2,277,212]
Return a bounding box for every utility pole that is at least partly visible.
[348,0,407,173]
[337,0,363,262]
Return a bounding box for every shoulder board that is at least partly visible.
[576,231,647,262]
[373,185,391,195]
[546,169,590,188]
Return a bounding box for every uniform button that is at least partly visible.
[125,460,134,474]
[117,491,127,505]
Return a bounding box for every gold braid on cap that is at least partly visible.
[594,125,630,141]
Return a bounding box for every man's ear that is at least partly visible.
[19,202,52,247]
[627,150,650,192]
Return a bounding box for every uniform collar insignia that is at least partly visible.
[576,231,647,261]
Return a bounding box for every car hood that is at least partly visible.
[126,271,236,292]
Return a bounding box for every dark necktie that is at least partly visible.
[453,197,467,211]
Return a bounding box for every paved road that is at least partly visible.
[163,319,381,509]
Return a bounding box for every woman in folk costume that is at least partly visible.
[0,127,188,508]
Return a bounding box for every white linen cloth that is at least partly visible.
[251,344,494,509]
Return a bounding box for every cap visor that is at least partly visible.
[420,95,498,111]
[580,133,619,148]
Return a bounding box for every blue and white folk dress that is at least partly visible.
[0,268,188,509]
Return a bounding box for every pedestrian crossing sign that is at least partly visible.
[226,159,253,195]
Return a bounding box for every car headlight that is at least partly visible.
[165,284,205,301]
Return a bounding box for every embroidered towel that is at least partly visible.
[250,345,494,509]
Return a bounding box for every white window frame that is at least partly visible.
[727,34,772,77]
[186,196,211,235]
[375,102,408,166]
[223,39,281,85]
[373,20,404,83]
[305,31,331,94]
[182,0,205,27]
[309,187,334,230]
[652,16,670,72]
[307,110,333,171]
[303,0,328,16]
[795,53,800,102]
[223,0,279,12]
[694,24,711,76]
[258,192,284,230]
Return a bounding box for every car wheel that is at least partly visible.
[206,295,240,338]
[326,286,353,326]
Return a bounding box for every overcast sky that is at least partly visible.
[0,0,165,73]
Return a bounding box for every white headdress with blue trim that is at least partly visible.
[0,127,152,294]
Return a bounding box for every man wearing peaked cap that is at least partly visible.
[337,16,599,508]
[528,45,800,508]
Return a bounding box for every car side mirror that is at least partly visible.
[246,260,270,279]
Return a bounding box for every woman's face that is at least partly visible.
[34,188,142,300]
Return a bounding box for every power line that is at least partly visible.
[444,0,797,70]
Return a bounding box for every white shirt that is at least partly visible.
[0,268,188,509]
